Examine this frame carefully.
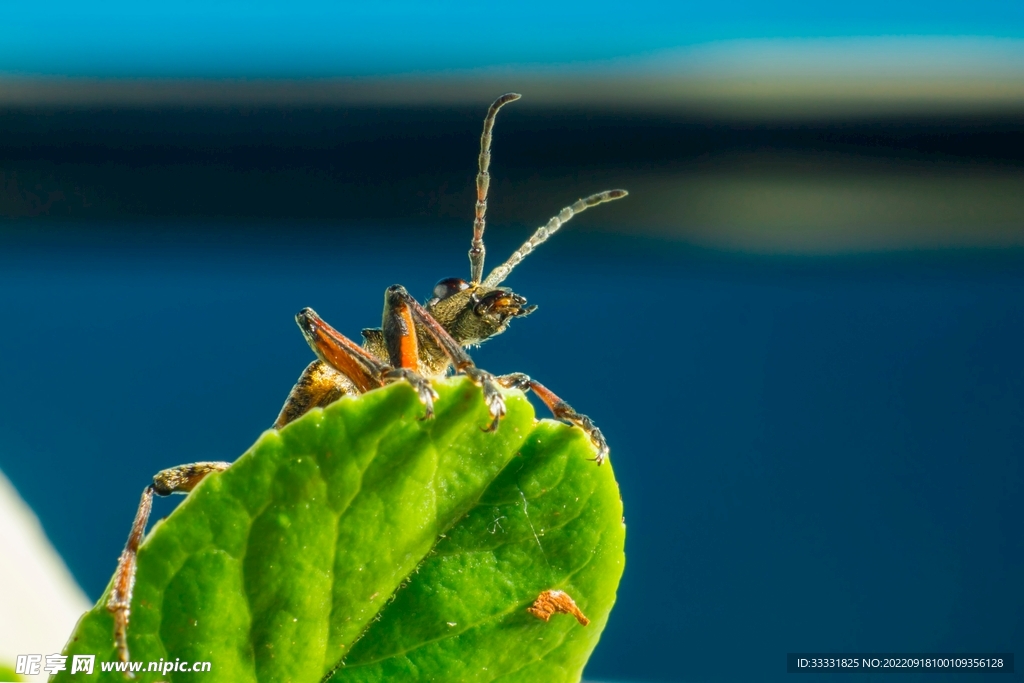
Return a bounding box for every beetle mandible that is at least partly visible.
[106,92,627,668]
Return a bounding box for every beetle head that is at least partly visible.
[426,277,536,346]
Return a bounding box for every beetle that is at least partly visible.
[106,92,627,668]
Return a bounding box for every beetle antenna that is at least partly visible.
[470,92,521,285]
[482,189,628,287]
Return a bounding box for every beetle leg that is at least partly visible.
[385,285,506,430]
[497,373,609,464]
[275,308,395,428]
[382,367,438,420]
[109,462,231,671]
[296,307,388,394]
[378,287,443,418]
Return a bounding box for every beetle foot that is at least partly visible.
[496,372,532,392]
[580,418,609,466]
[384,368,438,420]
[463,367,506,431]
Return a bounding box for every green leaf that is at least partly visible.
[55,377,625,682]
[0,663,23,681]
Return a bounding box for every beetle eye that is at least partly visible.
[432,277,470,300]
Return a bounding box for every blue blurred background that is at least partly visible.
[2,3,1023,682]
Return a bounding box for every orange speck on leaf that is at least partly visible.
[527,589,589,626]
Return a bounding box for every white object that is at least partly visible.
[0,468,91,682]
